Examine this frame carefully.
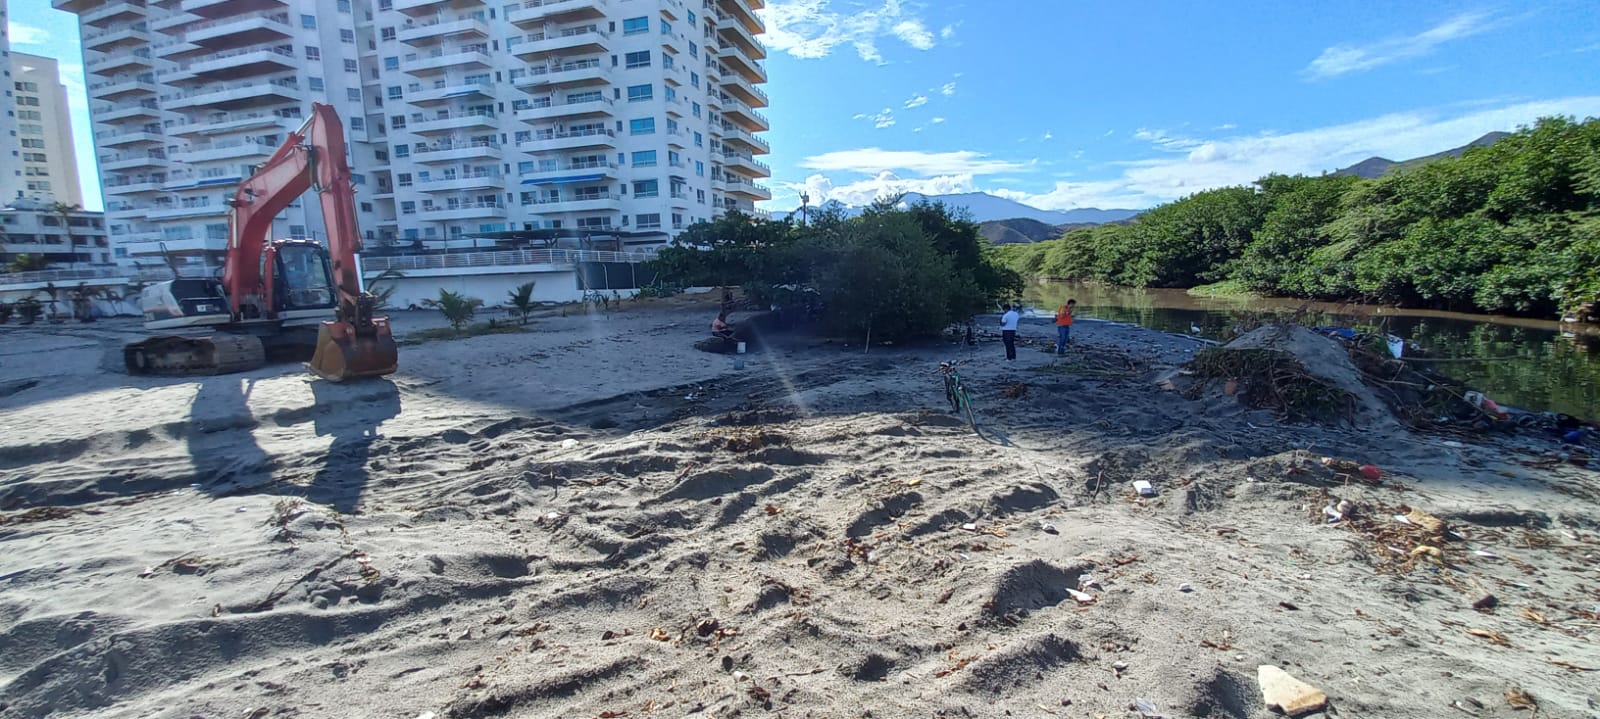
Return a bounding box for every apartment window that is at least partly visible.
[305,46,321,60]
[695,161,705,176]
[301,14,317,28]
[631,150,657,167]
[696,189,706,204]
[623,17,648,35]
[624,51,651,68]
[692,102,701,118]
[23,152,45,162]
[344,59,358,73]
[689,43,698,58]
[15,81,37,92]
[663,55,674,69]
[375,150,389,161]
[337,0,351,10]
[688,10,696,24]
[506,35,521,48]
[661,21,672,35]
[633,179,659,198]
[350,117,365,131]
[577,217,610,230]
[517,161,533,174]
[309,77,324,91]
[518,191,533,205]
[626,84,652,102]
[16,96,38,107]
[629,117,655,135]
[690,71,699,88]
[400,201,415,214]
[340,29,355,43]
[672,213,684,229]
[17,110,40,121]
[380,27,396,41]
[636,213,661,229]
[384,56,399,70]
[387,86,402,100]
[693,131,703,147]
[397,173,412,186]
[379,0,391,9]
[18,124,42,134]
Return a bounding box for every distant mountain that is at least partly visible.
[978,218,1063,245]
[1336,131,1510,179]
[899,192,1141,225]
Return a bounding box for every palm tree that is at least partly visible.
[422,288,483,332]
[507,280,537,324]
[7,254,51,273]
[48,202,83,270]
[363,268,406,309]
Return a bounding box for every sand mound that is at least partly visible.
[1191,324,1401,430]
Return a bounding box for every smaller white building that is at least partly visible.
[0,199,110,269]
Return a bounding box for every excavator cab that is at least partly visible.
[269,240,338,317]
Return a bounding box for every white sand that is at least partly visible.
[2,300,1598,719]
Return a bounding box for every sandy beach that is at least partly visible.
[2,297,1598,719]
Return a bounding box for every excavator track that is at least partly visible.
[124,333,266,376]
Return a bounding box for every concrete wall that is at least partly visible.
[379,269,595,310]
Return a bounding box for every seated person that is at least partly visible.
[711,311,734,340]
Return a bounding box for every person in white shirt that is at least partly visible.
[999,304,1020,361]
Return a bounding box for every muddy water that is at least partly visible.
[1021,281,1600,420]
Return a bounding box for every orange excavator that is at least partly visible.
[124,103,398,381]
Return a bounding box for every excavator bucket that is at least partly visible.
[307,318,398,381]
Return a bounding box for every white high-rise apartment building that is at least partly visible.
[60,0,770,269]
[10,52,86,207]
[1,0,27,204]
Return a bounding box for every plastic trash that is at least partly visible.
[561,438,579,449]
[1133,480,1157,497]
[1386,334,1405,359]
[1359,465,1382,481]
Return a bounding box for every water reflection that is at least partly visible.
[1022,281,1600,420]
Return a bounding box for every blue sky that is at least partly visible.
[9,0,1600,214]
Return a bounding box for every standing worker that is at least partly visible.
[1055,299,1076,355]
[999,304,1020,362]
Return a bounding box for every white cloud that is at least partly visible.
[7,21,49,45]
[931,117,946,124]
[794,171,980,207]
[996,96,1600,210]
[759,0,941,63]
[801,148,1028,176]
[1305,11,1499,79]
[1043,132,1054,140]
[1133,128,1205,152]
[940,24,956,40]
[892,19,935,50]
[939,82,957,96]
[904,95,928,109]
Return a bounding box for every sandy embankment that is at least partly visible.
[1,300,1597,719]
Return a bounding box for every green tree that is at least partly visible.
[507,280,537,324]
[422,289,483,332]
[8,254,51,273]
[48,202,83,269]
[364,268,405,309]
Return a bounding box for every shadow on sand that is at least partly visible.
[309,379,402,513]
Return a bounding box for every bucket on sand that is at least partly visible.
[736,341,747,354]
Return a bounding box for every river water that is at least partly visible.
[1021,281,1600,421]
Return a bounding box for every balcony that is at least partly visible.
[519,127,616,153]
[96,101,163,123]
[86,50,155,77]
[721,97,770,131]
[406,111,498,134]
[518,160,618,184]
[163,78,300,111]
[721,152,770,177]
[98,151,169,171]
[717,0,765,34]
[184,13,293,50]
[401,46,492,76]
[394,0,487,18]
[172,138,276,164]
[513,26,609,59]
[722,176,771,201]
[514,58,608,90]
[122,237,222,256]
[151,39,204,59]
[398,16,489,46]
[406,80,494,105]
[102,179,167,195]
[720,123,769,154]
[526,192,622,214]
[147,204,229,221]
[412,140,502,164]
[179,45,297,80]
[516,95,613,122]
[77,1,146,27]
[99,130,166,147]
[163,171,247,190]
[182,0,288,18]
[150,11,201,33]
[720,70,768,108]
[90,77,159,101]
[167,111,287,137]
[83,24,150,51]
[717,41,768,84]
[715,12,766,60]
[414,173,504,192]
[417,202,507,221]
[508,0,606,26]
